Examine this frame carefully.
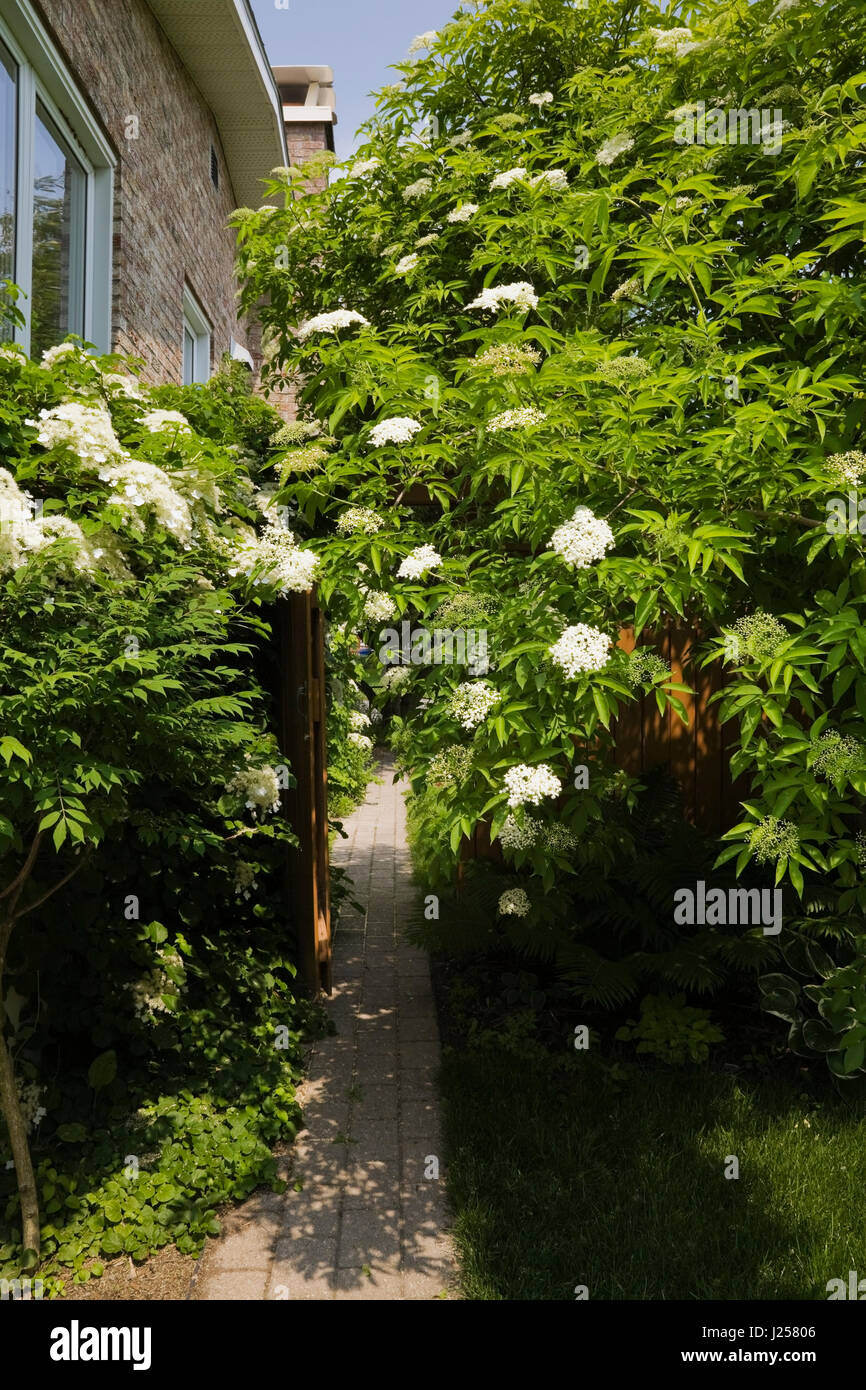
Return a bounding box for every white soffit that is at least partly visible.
[145,0,288,206]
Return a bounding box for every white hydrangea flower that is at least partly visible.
[349,710,371,730]
[351,158,380,177]
[498,888,531,917]
[297,309,370,340]
[36,402,122,467]
[490,166,527,190]
[99,458,193,542]
[447,203,479,223]
[595,133,635,166]
[466,281,539,314]
[364,591,397,622]
[548,506,615,568]
[0,511,97,578]
[229,523,320,595]
[227,764,282,818]
[528,169,569,191]
[0,342,26,360]
[529,91,554,107]
[139,408,193,435]
[102,372,143,399]
[369,416,422,447]
[395,253,420,275]
[449,680,500,729]
[41,341,80,368]
[380,665,412,691]
[504,764,562,808]
[499,814,541,851]
[348,731,374,750]
[408,30,437,55]
[336,506,384,535]
[403,177,433,201]
[549,624,612,678]
[397,544,441,579]
[486,407,547,432]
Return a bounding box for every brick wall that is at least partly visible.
[35,0,255,386]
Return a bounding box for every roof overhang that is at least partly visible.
[145,0,288,207]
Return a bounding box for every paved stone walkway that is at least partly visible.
[194,759,456,1300]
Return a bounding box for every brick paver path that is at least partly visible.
[194,759,456,1300]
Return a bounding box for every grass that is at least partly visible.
[440,1048,866,1300]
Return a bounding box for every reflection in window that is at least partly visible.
[0,39,16,338]
[31,101,85,359]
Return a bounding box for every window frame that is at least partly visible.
[0,0,115,356]
[182,285,212,385]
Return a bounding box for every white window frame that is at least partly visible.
[182,285,212,385]
[0,0,115,356]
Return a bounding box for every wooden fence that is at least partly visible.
[279,589,332,994]
[459,623,743,871]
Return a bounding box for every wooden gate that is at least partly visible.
[279,589,332,995]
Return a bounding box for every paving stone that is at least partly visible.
[198,758,455,1303]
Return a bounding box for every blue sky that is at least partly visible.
[249,0,460,163]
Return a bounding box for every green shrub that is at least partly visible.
[616,992,725,1065]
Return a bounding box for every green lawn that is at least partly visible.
[440,1050,866,1301]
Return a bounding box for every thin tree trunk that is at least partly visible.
[0,919,40,1258]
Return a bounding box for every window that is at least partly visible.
[0,1,114,355]
[182,286,211,385]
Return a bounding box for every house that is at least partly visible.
[0,0,336,394]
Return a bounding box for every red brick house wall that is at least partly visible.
[34,0,253,385]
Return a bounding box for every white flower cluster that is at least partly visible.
[351,158,380,177]
[369,416,422,447]
[548,506,615,569]
[467,281,539,314]
[595,133,635,166]
[408,30,437,54]
[504,764,562,808]
[336,506,384,535]
[500,814,540,851]
[528,170,569,191]
[498,888,531,917]
[380,665,412,691]
[230,523,320,595]
[227,764,282,818]
[490,167,527,190]
[415,234,439,249]
[449,680,500,729]
[486,407,547,432]
[35,402,122,467]
[397,544,441,579]
[350,710,371,730]
[298,309,370,339]
[0,513,97,577]
[429,745,473,785]
[827,451,866,486]
[529,91,554,107]
[139,409,193,435]
[102,372,143,399]
[41,341,80,368]
[16,1079,47,1133]
[549,624,612,678]
[348,731,374,751]
[647,26,694,53]
[395,253,420,275]
[234,861,258,899]
[403,177,433,200]
[447,203,479,223]
[99,458,193,541]
[474,343,542,375]
[611,276,642,303]
[364,591,397,622]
